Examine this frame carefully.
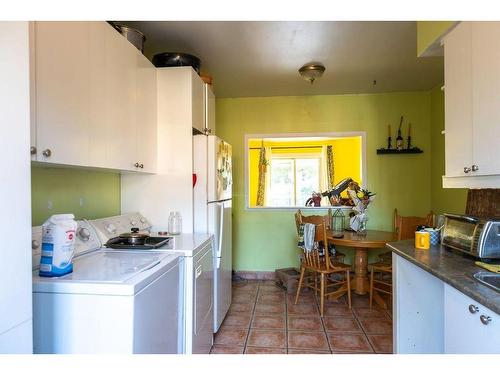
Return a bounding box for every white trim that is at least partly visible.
[442,174,500,188]
[244,131,367,210]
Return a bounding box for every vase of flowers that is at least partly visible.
[346,182,375,233]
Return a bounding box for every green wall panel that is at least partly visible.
[31,166,121,225]
[216,92,433,272]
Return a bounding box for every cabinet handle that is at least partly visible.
[134,162,140,168]
[30,146,37,155]
[463,166,471,173]
[480,315,491,325]
[140,164,144,169]
[471,165,479,172]
[204,128,212,135]
[42,149,52,157]
[468,304,479,314]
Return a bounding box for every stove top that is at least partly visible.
[105,236,171,250]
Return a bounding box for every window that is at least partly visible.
[246,133,365,208]
[267,156,321,207]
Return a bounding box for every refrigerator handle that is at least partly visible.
[217,201,224,262]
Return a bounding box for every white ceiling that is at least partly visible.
[121,21,444,98]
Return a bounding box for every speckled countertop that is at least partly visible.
[387,239,500,315]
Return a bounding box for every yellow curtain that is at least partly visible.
[326,145,335,190]
[256,143,267,206]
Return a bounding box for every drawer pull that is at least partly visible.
[468,304,479,314]
[480,315,491,325]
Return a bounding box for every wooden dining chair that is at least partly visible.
[295,209,345,263]
[369,263,392,309]
[294,214,352,316]
[394,208,434,241]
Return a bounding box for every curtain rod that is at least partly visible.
[249,146,324,150]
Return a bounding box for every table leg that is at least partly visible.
[371,290,388,309]
[353,248,369,295]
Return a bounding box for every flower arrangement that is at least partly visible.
[346,181,376,233]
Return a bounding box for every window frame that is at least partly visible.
[245,132,367,210]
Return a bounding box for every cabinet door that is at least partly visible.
[104,25,137,171]
[205,84,216,135]
[471,22,500,176]
[193,244,213,354]
[444,22,473,177]
[136,52,157,173]
[191,70,205,133]
[35,21,90,166]
[444,284,500,353]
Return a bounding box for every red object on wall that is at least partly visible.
[192,173,197,188]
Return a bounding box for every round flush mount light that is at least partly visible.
[299,62,326,84]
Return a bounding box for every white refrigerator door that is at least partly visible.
[208,135,232,202]
[209,199,232,332]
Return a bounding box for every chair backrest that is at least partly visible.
[394,208,434,240]
[295,212,331,271]
[294,209,332,234]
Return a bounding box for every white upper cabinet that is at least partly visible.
[443,21,500,187]
[204,83,216,135]
[33,21,157,173]
[35,22,91,166]
[135,52,157,173]
[192,70,205,134]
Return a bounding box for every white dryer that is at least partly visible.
[32,220,183,354]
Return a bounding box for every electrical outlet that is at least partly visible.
[79,197,85,207]
[47,200,53,209]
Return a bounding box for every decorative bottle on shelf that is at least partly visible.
[168,211,182,235]
[396,127,403,151]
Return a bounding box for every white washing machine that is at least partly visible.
[31,220,183,354]
[90,213,214,354]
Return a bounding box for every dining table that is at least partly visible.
[327,229,396,308]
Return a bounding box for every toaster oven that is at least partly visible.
[441,214,500,259]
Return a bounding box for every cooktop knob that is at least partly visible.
[140,217,146,223]
[130,220,137,226]
[78,227,91,241]
[105,224,117,234]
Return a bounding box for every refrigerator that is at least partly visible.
[193,135,232,333]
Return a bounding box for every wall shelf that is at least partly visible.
[376,148,423,155]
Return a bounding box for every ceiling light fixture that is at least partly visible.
[299,62,326,84]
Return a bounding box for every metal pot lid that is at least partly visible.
[119,227,149,239]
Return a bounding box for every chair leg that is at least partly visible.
[320,273,325,317]
[346,270,352,309]
[369,267,374,309]
[295,266,305,305]
[314,275,318,297]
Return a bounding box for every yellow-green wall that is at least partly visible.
[31,166,121,225]
[429,86,468,215]
[417,21,456,56]
[217,92,433,272]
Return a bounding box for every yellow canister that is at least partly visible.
[415,231,430,250]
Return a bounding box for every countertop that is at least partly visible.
[387,239,500,315]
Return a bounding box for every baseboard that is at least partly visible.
[234,270,276,280]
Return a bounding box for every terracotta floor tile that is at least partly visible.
[222,313,252,328]
[322,295,347,305]
[245,347,287,354]
[367,334,393,354]
[353,307,389,319]
[210,345,244,354]
[232,292,257,304]
[260,280,279,285]
[232,289,257,299]
[233,283,259,292]
[328,334,374,353]
[322,305,354,317]
[287,303,319,316]
[214,327,248,347]
[289,294,316,305]
[288,331,330,351]
[288,349,332,354]
[322,317,363,333]
[257,293,285,304]
[358,318,393,335]
[247,330,286,348]
[251,315,286,330]
[386,310,393,319]
[254,303,285,315]
[228,302,254,313]
[259,284,286,293]
[351,295,371,307]
[288,316,323,331]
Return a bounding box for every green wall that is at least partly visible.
[429,86,468,216]
[217,92,433,272]
[31,166,121,225]
[417,21,456,56]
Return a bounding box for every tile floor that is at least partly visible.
[210,279,393,354]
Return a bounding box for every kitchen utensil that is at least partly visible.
[152,52,201,74]
[111,23,146,53]
[118,227,149,245]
